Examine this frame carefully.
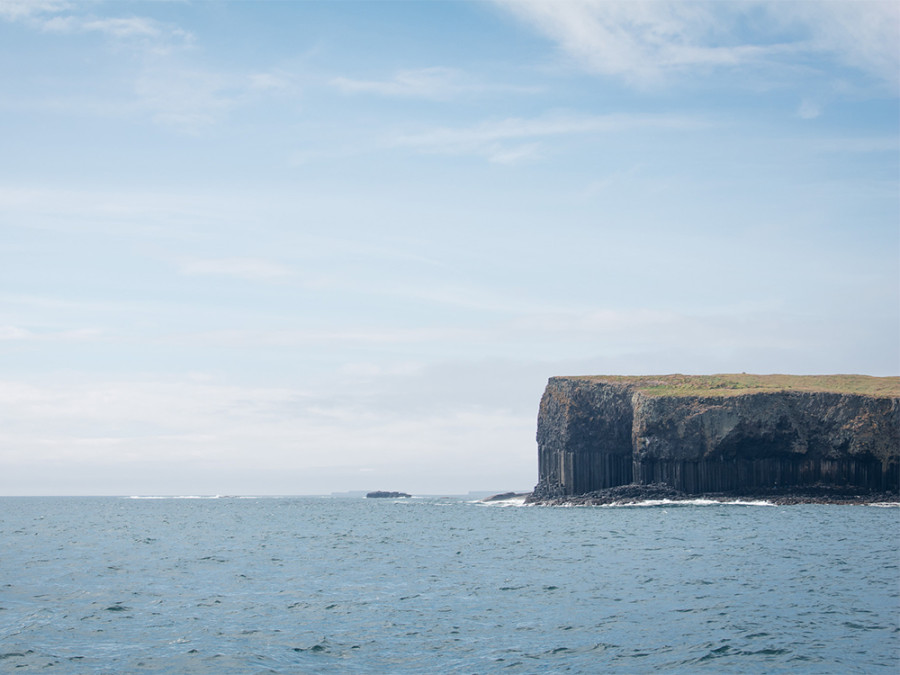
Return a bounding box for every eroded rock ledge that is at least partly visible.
[528,482,900,506]
[529,374,900,503]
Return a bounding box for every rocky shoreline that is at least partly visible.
[524,482,900,506]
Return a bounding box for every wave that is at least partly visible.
[127,495,227,500]
[477,496,529,507]
[540,498,778,508]
[606,498,776,507]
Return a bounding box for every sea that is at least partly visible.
[1,496,898,674]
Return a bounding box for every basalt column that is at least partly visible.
[534,378,635,497]
[631,391,900,493]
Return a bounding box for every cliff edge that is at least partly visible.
[531,374,900,500]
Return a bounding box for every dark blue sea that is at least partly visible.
[1,496,898,674]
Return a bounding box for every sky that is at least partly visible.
[1,0,898,496]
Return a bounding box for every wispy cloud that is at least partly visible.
[494,0,899,90]
[171,326,479,349]
[388,111,702,160]
[0,325,101,341]
[0,185,222,237]
[0,1,294,133]
[248,71,292,92]
[178,257,295,282]
[333,67,468,99]
[0,0,70,21]
[134,66,297,133]
[781,0,900,89]
[134,67,236,131]
[494,0,779,85]
[0,0,194,52]
[43,15,166,39]
[332,67,538,100]
[797,99,822,120]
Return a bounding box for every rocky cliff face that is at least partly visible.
[535,378,634,496]
[533,376,900,497]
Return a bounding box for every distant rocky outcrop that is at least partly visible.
[482,492,530,502]
[366,491,412,499]
[529,374,899,501]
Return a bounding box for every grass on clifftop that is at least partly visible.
[564,374,900,397]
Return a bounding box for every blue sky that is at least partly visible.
[1,0,898,495]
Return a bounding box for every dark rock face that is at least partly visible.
[366,491,411,499]
[536,378,634,495]
[527,482,687,505]
[534,377,900,497]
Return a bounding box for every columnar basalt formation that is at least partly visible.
[532,375,900,498]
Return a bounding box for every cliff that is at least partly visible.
[532,374,900,498]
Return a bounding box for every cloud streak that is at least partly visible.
[178,257,295,282]
[388,111,702,160]
[332,67,538,100]
[0,1,295,133]
[0,0,194,52]
[495,0,900,89]
[0,0,70,21]
[0,326,101,341]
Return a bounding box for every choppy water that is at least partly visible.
[1,496,898,673]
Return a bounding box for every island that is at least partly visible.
[366,491,412,499]
[528,374,899,504]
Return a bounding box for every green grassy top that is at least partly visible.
[561,374,900,398]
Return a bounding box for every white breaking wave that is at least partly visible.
[477,496,529,507]
[608,498,776,507]
[554,498,777,508]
